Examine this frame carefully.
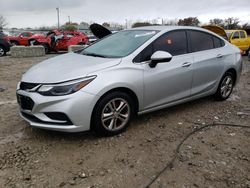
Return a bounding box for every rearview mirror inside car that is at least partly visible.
[149,51,172,68]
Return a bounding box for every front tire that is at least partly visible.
[0,46,6,57]
[215,72,234,101]
[92,92,135,136]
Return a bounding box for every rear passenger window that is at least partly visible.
[213,36,225,48]
[188,31,214,52]
[134,30,188,62]
[240,31,246,38]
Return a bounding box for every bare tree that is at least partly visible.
[224,17,240,29]
[209,18,224,27]
[132,22,152,28]
[0,15,7,29]
[178,17,200,26]
[241,23,250,30]
[102,22,111,28]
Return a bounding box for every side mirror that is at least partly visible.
[149,51,172,68]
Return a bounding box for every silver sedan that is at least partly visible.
[17,26,242,136]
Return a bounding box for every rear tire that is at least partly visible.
[92,92,135,136]
[214,72,235,101]
[29,39,37,46]
[10,41,19,46]
[41,43,50,54]
[246,47,250,57]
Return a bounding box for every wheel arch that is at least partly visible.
[90,87,139,130]
[225,68,237,86]
[10,40,19,45]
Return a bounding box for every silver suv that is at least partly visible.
[17,26,242,136]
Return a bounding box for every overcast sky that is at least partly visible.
[1,0,250,28]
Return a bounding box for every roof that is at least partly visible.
[128,25,208,32]
[225,29,245,32]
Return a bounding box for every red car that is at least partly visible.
[29,30,89,53]
[7,32,44,46]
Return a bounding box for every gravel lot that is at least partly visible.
[0,54,249,188]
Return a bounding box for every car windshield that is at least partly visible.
[226,31,233,38]
[81,30,158,58]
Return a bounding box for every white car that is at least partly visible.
[17,26,242,136]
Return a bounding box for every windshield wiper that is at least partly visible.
[82,52,108,58]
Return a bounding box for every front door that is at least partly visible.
[138,30,193,110]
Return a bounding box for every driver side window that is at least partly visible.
[232,32,239,39]
[134,30,188,62]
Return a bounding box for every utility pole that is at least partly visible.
[68,16,71,24]
[56,7,60,29]
[125,19,128,29]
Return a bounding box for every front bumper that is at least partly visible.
[16,89,98,132]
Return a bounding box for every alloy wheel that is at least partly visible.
[101,98,130,131]
[220,76,233,98]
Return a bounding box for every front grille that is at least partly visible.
[20,82,39,91]
[17,94,34,111]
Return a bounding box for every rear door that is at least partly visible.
[239,31,249,51]
[230,31,242,50]
[188,30,226,96]
[19,32,32,46]
[137,30,194,110]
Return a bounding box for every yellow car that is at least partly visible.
[202,25,250,53]
[226,30,250,52]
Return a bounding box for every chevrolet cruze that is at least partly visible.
[16,26,242,136]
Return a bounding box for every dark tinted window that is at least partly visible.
[232,31,239,39]
[240,31,246,38]
[134,30,188,62]
[21,33,31,37]
[153,30,188,56]
[213,36,225,48]
[189,30,214,52]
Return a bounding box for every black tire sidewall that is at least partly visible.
[92,92,135,136]
[42,43,49,54]
[0,46,6,56]
[215,72,234,101]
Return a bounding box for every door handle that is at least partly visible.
[217,54,223,58]
[182,62,191,67]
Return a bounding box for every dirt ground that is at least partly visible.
[0,54,249,188]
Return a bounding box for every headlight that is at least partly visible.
[37,76,96,96]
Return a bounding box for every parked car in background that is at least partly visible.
[202,26,250,54]
[0,32,11,56]
[202,25,228,40]
[226,30,250,54]
[17,26,242,136]
[8,32,34,46]
[29,30,89,53]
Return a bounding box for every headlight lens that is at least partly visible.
[37,76,96,96]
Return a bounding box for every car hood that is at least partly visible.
[202,25,228,40]
[22,52,121,83]
[89,23,112,39]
